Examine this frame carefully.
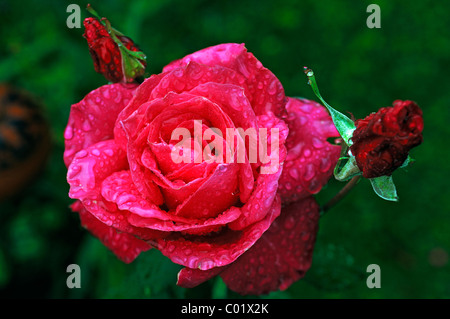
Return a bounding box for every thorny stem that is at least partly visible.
[320,175,361,216]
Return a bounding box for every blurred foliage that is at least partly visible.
[0,0,449,299]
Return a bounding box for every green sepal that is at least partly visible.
[103,19,147,82]
[334,155,362,181]
[304,68,356,146]
[119,45,146,81]
[369,175,399,202]
[400,155,414,169]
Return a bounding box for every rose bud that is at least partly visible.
[350,100,423,178]
[83,7,146,83]
[304,68,424,201]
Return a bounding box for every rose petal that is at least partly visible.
[177,266,225,289]
[128,206,241,234]
[64,83,137,167]
[220,196,320,295]
[101,170,172,221]
[163,43,286,117]
[187,83,258,132]
[228,113,288,230]
[152,61,249,102]
[67,140,162,240]
[174,163,240,219]
[100,170,241,235]
[67,140,127,201]
[278,97,341,203]
[152,196,281,270]
[72,201,151,263]
[114,73,166,147]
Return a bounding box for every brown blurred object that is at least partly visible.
[0,84,51,201]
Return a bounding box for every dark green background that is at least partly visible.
[0,0,448,299]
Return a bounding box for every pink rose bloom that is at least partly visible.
[64,43,340,295]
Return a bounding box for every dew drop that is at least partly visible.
[257,266,265,275]
[304,163,315,181]
[82,120,92,132]
[298,116,307,126]
[64,127,73,140]
[76,150,88,158]
[300,103,313,113]
[319,157,331,172]
[104,149,114,157]
[168,244,176,253]
[312,137,324,149]
[301,232,310,241]
[173,79,185,91]
[114,91,122,103]
[284,215,295,230]
[268,80,277,95]
[303,148,311,157]
[289,167,299,180]
[102,88,111,99]
[308,177,322,194]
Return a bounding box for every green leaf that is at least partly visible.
[369,175,399,201]
[304,68,356,146]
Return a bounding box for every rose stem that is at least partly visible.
[320,175,361,216]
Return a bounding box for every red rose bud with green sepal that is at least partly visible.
[350,100,423,179]
[304,68,424,201]
[83,5,146,83]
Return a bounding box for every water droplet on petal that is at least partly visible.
[168,244,176,253]
[284,215,295,230]
[91,149,101,156]
[304,163,315,181]
[64,127,73,140]
[102,88,110,99]
[298,116,307,126]
[308,177,322,194]
[289,167,299,180]
[258,266,265,275]
[268,80,278,95]
[77,150,88,158]
[319,157,331,172]
[303,148,311,157]
[301,232,310,241]
[104,149,114,157]
[312,137,324,149]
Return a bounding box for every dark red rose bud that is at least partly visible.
[83,16,146,83]
[350,100,424,178]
